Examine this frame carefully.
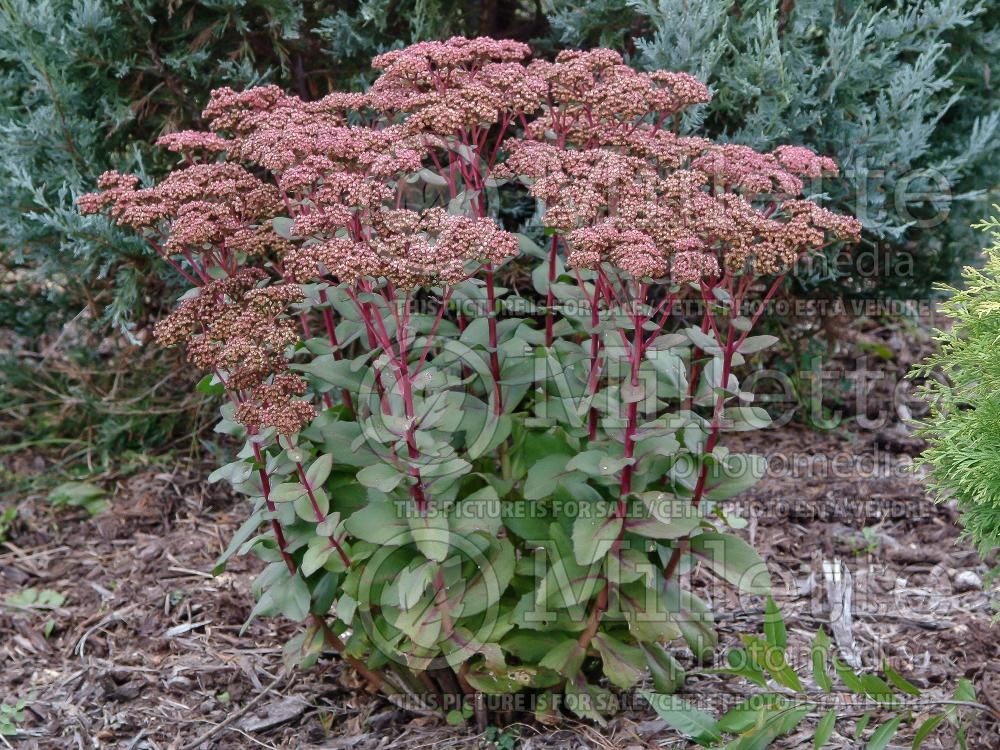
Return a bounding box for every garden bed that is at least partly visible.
[2,361,997,748]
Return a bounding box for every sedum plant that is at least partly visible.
[80,39,859,722]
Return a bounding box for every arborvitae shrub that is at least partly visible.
[914,209,1000,553]
[81,38,862,721]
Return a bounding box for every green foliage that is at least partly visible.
[0,1,551,489]
[2,587,65,611]
[47,480,108,516]
[86,38,867,723]
[547,0,1000,300]
[0,343,210,482]
[0,505,16,542]
[3,1,995,491]
[645,603,985,749]
[0,698,28,737]
[314,0,546,88]
[913,209,1000,552]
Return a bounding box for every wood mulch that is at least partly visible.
[2,320,999,748]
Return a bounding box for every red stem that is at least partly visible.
[484,264,503,416]
[318,288,355,418]
[544,235,559,347]
[617,282,647,504]
[664,275,741,579]
[251,441,297,575]
[394,294,429,514]
[294,457,351,567]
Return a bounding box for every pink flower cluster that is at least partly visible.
[235,374,315,437]
[501,142,657,231]
[526,49,711,136]
[79,164,282,238]
[369,37,540,134]
[284,209,516,287]
[499,47,858,283]
[156,131,229,155]
[153,269,314,433]
[79,36,861,435]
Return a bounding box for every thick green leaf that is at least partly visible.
[703,453,767,500]
[301,538,333,577]
[684,325,721,353]
[689,532,771,595]
[535,524,604,610]
[626,493,701,540]
[523,454,572,500]
[294,487,328,522]
[453,539,516,618]
[663,582,717,662]
[207,459,254,485]
[306,453,334,488]
[737,335,779,354]
[642,691,721,746]
[571,510,622,565]
[619,583,683,644]
[294,354,365,391]
[397,561,434,610]
[408,506,450,562]
[565,450,631,476]
[721,406,772,432]
[645,349,689,393]
[593,632,645,689]
[539,638,585,679]
[642,642,686,694]
[463,667,525,695]
[213,508,264,575]
[272,216,295,238]
[270,482,306,503]
[356,462,405,493]
[273,571,311,622]
[343,501,410,546]
[502,632,575,663]
[449,490,503,536]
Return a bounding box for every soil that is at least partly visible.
[2,320,999,749]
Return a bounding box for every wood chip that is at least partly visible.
[823,558,862,668]
[237,695,308,732]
